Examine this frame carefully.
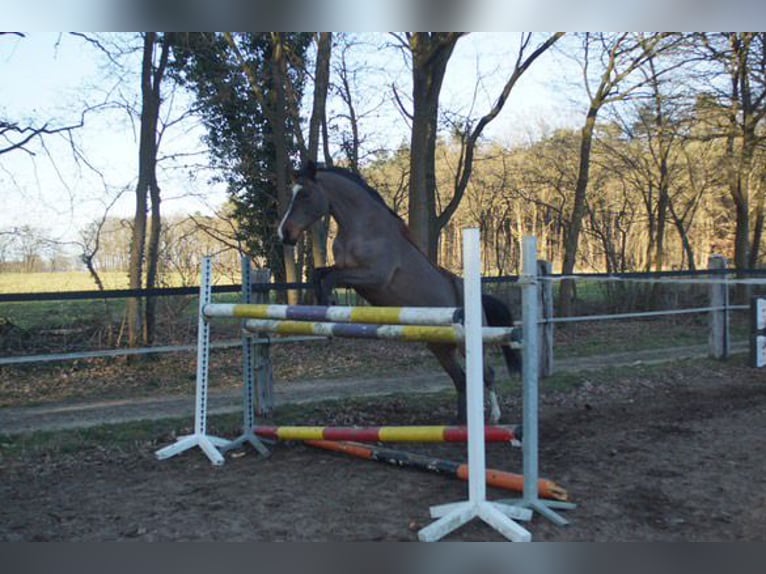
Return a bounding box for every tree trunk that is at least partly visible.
[308,32,332,271]
[270,34,300,305]
[128,32,162,350]
[654,159,669,271]
[407,33,460,261]
[668,197,697,271]
[559,106,598,316]
[143,36,170,346]
[750,178,765,267]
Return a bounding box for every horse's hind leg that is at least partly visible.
[427,343,502,424]
[444,345,502,425]
[483,361,501,424]
[427,343,467,424]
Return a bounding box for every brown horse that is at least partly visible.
[278,160,520,423]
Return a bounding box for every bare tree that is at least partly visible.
[696,33,766,271]
[307,32,333,270]
[398,32,464,259]
[442,33,564,257]
[127,32,171,348]
[392,33,562,262]
[559,32,675,315]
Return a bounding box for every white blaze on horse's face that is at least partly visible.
[277,184,304,244]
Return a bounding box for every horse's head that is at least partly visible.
[278,160,330,246]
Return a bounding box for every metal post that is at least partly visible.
[708,255,730,360]
[537,259,554,377]
[220,257,270,457]
[518,237,575,524]
[252,269,275,416]
[751,297,766,368]
[155,257,230,465]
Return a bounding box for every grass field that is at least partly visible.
[0,271,200,294]
[0,271,131,293]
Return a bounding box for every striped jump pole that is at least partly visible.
[253,425,521,444]
[204,302,463,326]
[305,440,569,502]
[243,318,520,345]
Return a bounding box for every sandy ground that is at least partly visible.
[2,353,764,541]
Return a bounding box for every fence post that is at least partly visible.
[537,260,554,377]
[251,268,275,416]
[708,255,730,360]
[750,297,766,368]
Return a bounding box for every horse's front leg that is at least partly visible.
[314,266,389,306]
[313,266,337,305]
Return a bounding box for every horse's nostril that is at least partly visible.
[278,220,292,244]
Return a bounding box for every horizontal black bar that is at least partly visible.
[475,268,766,283]
[0,282,315,303]
[2,267,765,304]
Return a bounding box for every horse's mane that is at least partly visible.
[315,165,455,282]
[316,166,403,223]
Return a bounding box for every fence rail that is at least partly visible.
[1,263,765,368]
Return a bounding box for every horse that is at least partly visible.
[277,160,521,423]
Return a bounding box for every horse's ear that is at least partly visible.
[304,159,317,181]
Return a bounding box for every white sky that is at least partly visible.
[0,32,584,252]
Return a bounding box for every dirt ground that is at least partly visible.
[1,355,765,542]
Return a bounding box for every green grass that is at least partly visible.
[0,299,123,330]
[0,416,194,460]
[0,271,130,293]
[0,270,197,294]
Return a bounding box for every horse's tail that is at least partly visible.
[481,293,522,375]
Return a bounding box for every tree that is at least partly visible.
[696,33,766,272]
[171,33,312,303]
[306,33,333,272]
[441,33,564,264]
[559,32,674,315]
[400,32,464,259]
[396,32,562,262]
[127,32,171,348]
[0,33,85,156]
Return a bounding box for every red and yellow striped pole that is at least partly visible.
[253,424,521,444]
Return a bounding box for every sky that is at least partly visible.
[0,32,584,257]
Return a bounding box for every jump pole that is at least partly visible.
[253,424,521,443]
[243,319,519,345]
[205,302,463,326]
[304,440,569,502]
[417,228,533,542]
